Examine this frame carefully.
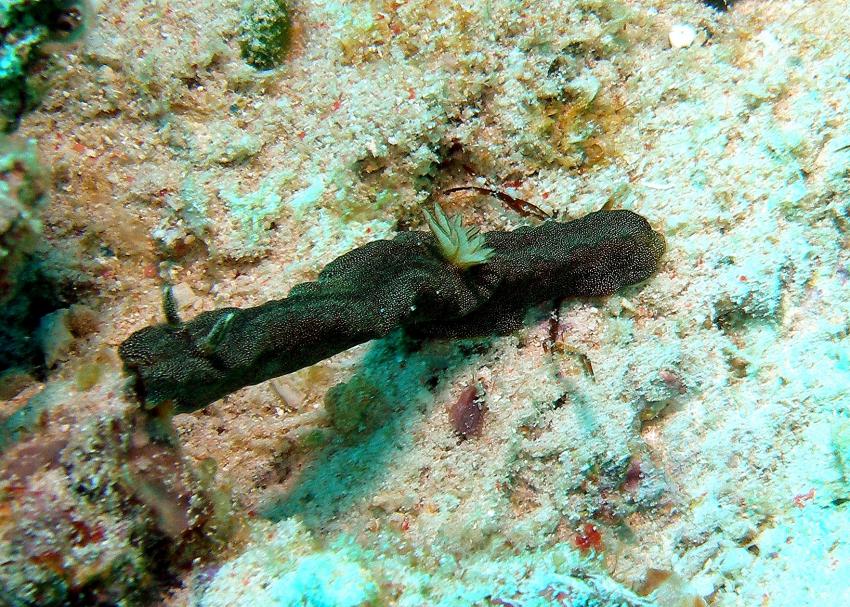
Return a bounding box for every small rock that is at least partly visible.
[171,282,199,312]
[36,309,74,368]
[270,379,305,410]
[669,24,697,49]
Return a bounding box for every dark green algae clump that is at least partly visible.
[119,209,665,413]
[239,0,291,70]
[0,0,89,132]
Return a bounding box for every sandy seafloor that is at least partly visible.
[2,0,850,605]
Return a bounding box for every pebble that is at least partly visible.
[669,24,697,49]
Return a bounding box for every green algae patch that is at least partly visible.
[0,0,89,131]
[0,135,45,302]
[324,374,393,437]
[239,0,292,70]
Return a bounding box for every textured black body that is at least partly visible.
[119,210,664,412]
